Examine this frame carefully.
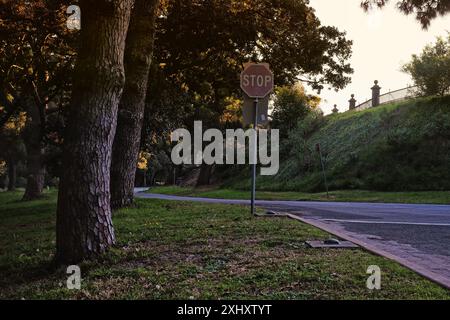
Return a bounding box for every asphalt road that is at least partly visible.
[135,191,450,289]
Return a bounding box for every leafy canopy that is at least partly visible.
[402,35,450,96]
[361,0,450,29]
[155,0,354,106]
[272,83,321,137]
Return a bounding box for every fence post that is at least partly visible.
[348,94,356,110]
[332,104,339,114]
[371,80,381,107]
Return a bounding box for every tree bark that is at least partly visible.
[111,0,159,210]
[23,99,45,201]
[7,157,16,191]
[56,0,134,265]
[196,164,213,187]
[22,145,45,200]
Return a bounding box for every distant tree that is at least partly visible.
[157,0,353,99]
[149,0,353,186]
[142,65,196,144]
[0,112,27,191]
[272,84,320,137]
[402,35,450,96]
[361,0,450,28]
[0,0,76,200]
[138,65,196,187]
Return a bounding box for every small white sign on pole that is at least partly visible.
[242,94,269,126]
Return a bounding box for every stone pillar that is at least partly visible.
[371,80,381,107]
[332,104,339,114]
[348,94,356,110]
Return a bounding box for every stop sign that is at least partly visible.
[240,63,274,98]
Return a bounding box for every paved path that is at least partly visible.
[135,191,450,289]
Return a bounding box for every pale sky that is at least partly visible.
[307,0,450,114]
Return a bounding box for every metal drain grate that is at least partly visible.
[305,239,359,249]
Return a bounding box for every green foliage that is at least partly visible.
[281,96,450,192]
[0,0,77,188]
[151,0,354,138]
[272,84,321,136]
[402,35,450,96]
[361,0,450,29]
[227,96,450,192]
[157,0,353,94]
[147,150,173,184]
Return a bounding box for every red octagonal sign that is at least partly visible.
[240,63,274,98]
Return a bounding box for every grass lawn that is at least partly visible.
[148,186,450,204]
[0,190,448,299]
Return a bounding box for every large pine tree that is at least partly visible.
[111,0,159,209]
[56,0,134,264]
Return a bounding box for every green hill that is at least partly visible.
[227,95,450,192]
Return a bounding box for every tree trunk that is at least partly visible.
[22,146,45,200]
[196,164,213,187]
[111,0,159,210]
[7,157,16,191]
[56,0,134,265]
[23,99,45,201]
[149,171,156,187]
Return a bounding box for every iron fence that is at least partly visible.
[353,86,420,111]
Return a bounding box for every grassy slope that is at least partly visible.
[148,186,450,204]
[229,96,450,193]
[0,190,449,299]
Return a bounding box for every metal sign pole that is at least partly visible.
[251,98,258,216]
[240,63,273,216]
[316,143,329,199]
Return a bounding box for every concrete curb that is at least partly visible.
[282,213,450,291]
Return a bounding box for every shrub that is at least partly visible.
[402,35,450,96]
